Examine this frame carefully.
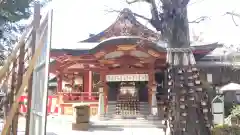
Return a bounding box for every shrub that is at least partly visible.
[230,105,240,119]
[224,102,235,117]
[212,124,240,135]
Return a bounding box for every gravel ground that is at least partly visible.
[0,115,166,135]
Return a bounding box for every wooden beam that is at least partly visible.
[0,25,33,81]
[25,3,40,135]
[1,14,46,135]
[8,61,16,135]
[12,42,25,135]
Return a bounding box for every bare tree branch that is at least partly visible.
[126,0,141,4]
[188,0,205,6]
[126,0,151,4]
[188,16,210,23]
[225,12,240,26]
[106,8,209,25]
[105,8,151,21]
[226,12,240,18]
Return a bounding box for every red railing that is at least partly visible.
[59,92,99,102]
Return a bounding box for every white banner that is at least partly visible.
[106,74,149,82]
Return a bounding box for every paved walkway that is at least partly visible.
[1,116,166,135]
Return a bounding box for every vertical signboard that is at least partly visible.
[29,7,53,135]
[212,95,224,125]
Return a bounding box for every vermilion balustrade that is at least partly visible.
[59,92,99,102]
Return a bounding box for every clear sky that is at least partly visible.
[51,0,240,51]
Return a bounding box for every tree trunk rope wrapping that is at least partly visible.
[165,47,212,135]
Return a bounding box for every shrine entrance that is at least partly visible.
[106,74,149,118]
[116,82,139,118]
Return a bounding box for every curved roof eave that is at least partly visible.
[88,36,166,54]
[51,36,222,62]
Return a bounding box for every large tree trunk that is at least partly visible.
[150,0,213,134]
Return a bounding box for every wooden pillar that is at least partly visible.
[57,73,63,115]
[57,73,63,92]
[148,71,155,107]
[84,71,92,99]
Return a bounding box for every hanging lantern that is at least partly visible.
[196,87,203,92]
[189,97,195,101]
[195,80,201,85]
[181,120,187,124]
[74,76,83,85]
[178,69,183,74]
[203,108,208,113]
[169,116,175,121]
[180,89,187,94]
[180,96,185,102]
[181,112,187,117]
[167,68,172,73]
[188,89,194,93]
[180,104,186,109]
[188,76,193,80]
[180,76,184,81]
[188,82,194,87]
[201,101,207,106]
[187,68,192,73]
[192,67,198,72]
[168,81,173,86]
[168,88,172,93]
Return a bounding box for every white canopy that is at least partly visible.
[219,83,240,92]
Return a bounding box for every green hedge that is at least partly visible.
[212,125,240,135]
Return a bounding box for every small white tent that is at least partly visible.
[219,83,240,92]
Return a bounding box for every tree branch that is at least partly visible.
[105,8,151,21]
[225,12,240,26]
[181,0,190,7]
[188,16,210,23]
[106,8,209,25]
[126,0,139,4]
[126,0,151,4]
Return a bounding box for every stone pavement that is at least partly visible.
[0,115,166,135]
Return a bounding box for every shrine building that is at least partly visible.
[49,8,221,118]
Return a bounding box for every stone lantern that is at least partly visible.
[97,83,105,120]
[148,84,159,120]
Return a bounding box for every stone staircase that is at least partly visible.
[106,101,117,118]
[99,101,164,128]
[139,102,150,117]
[91,118,166,128]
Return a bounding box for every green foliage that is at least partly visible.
[0,0,32,22]
[212,124,240,135]
[0,0,32,64]
[0,0,50,65]
[230,105,240,118]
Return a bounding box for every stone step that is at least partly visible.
[90,119,166,128]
